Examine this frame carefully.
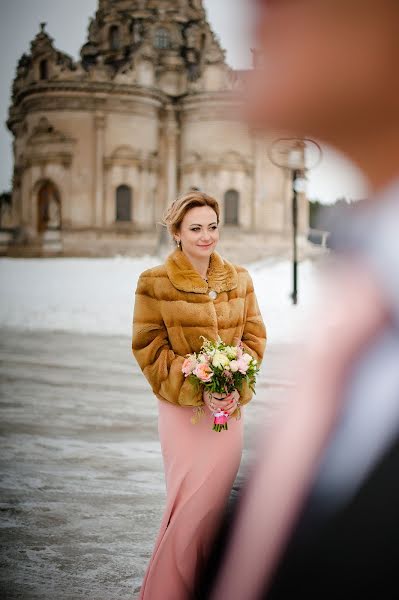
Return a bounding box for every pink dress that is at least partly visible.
[138,399,244,599]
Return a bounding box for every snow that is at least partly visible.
[0,255,321,344]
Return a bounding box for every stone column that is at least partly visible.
[63,159,73,229]
[94,112,106,228]
[141,164,154,229]
[253,133,264,232]
[164,105,179,207]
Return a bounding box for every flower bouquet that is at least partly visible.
[182,335,260,431]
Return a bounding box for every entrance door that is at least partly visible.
[37,181,61,232]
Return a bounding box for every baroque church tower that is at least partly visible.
[5,0,308,258]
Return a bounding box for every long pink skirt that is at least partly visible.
[138,399,244,600]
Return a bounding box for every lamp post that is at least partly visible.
[268,137,322,305]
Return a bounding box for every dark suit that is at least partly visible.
[265,432,399,600]
[195,432,399,599]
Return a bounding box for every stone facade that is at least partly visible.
[5,0,308,257]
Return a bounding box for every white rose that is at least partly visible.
[229,360,239,372]
[212,351,229,368]
[226,346,238,360]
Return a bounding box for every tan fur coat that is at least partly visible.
[132,247,267,413]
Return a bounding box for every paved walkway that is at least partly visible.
[0,329,295,600]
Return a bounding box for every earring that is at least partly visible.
[176,239,181,249]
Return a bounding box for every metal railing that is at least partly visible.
[307,228,331,248]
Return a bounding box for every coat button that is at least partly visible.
[208,290,217,300]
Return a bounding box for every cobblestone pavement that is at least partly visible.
[0,329,295,600]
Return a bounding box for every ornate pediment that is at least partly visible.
[30,23,55,57]
[222,151,253,172]
[104,146,159,171]
[30,23,75,70]
[182,151,202,166]
[111,145,141,161]
[28,117,74,146]
[9,23,77,106]
[25,117,75,167]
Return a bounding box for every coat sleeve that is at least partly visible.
[132,272,203,407]
[239,270,267,407]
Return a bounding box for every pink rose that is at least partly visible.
[193,362,214,382]
[182,356,198,377]
[236,357,249,374]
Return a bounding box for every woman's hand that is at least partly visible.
[224,389,240,416]
[203,389,240,416]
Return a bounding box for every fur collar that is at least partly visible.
[165,247,238,294]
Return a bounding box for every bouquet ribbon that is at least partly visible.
[213,409,229,432]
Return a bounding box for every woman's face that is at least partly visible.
[175,205,220,261]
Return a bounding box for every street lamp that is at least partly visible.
[268,137,322,305]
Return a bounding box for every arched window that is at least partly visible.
[39,59,48,80]
[116,185,132,222]
[224,189,239,225]
[109,25,121,50]
[154,27,171,50]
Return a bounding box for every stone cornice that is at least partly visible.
[7,83,167,131]
[24,152,73,169]
[179,91,245,121]
[12,79,166,107]
[180,90,243,109]
[181,160,253,177]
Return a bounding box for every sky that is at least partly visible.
[0,0,369,203]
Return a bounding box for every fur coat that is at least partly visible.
[132,247,267,413]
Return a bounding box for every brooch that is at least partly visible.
[208,290,217,300]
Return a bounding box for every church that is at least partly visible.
[4,0,308,258]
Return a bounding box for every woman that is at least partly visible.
[132,191,267,600]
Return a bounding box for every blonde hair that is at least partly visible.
[161,191,220,237]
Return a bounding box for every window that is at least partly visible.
[116,185,132,222]
[131,20,142,43]
[109,25,121,50]
[224,189,239,225]
[39,59,48,80]
[154,28,171,50]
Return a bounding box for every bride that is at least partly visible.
[132,190,267,599]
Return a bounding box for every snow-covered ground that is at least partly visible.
[0,255,323,344]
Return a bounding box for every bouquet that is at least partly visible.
[182,336,260,431]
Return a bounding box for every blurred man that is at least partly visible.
[197,1,399,598]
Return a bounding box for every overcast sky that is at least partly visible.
[0,0,368,203]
